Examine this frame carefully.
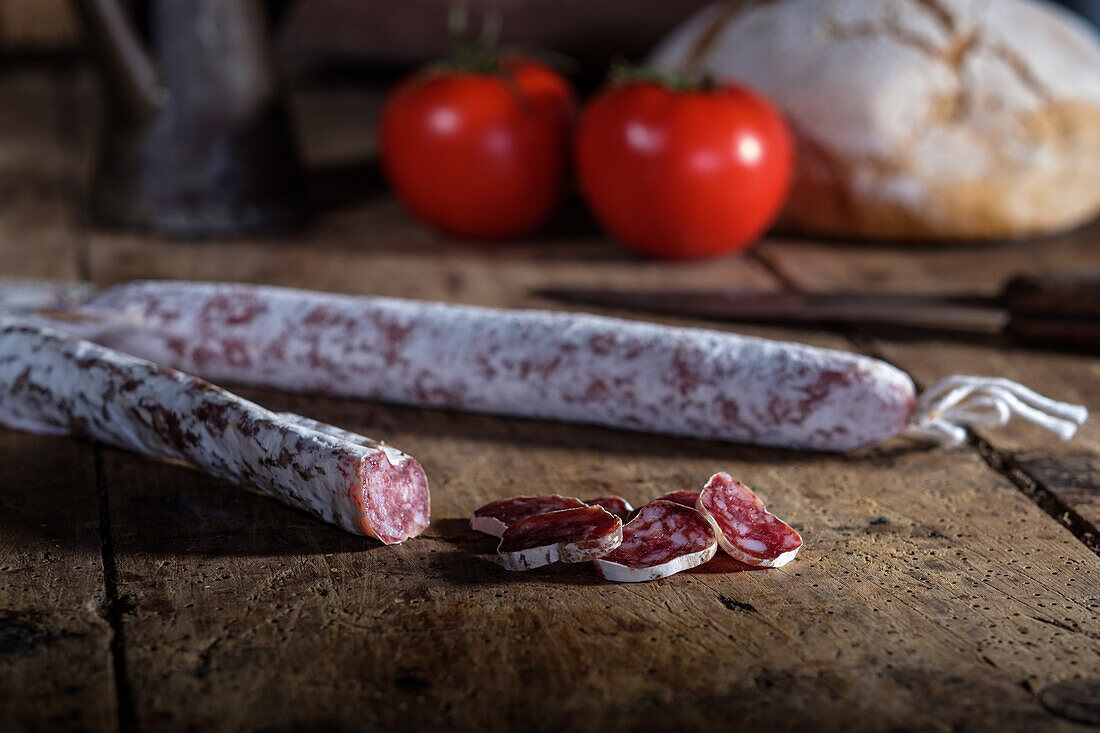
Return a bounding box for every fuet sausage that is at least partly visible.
[44,280,918,451]
[0,316,429,543]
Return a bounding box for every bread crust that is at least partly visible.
[651,0,1100,240]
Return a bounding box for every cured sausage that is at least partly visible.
[48,280,918,451]
[697,473,802,568]
[470,495,586,537]
[594,500,718,582]
[583,495,634,521]
[0,316,429,544]
[497,506,623,571]
[656,490,700,508]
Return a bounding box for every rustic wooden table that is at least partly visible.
[2,65,1099,732]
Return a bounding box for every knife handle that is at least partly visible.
[1006,315,1100,353]
[1002,273,1100,352]
[1001,273,1100,318]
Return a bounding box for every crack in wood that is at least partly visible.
[1028,614,1100,641]
[970,435,1100,557]
[94,444,137,733]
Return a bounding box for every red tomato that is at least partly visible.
[576,81,794,259]
[380,59,576,239]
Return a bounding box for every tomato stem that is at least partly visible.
[608,61,720,92]
[442,41,507,74]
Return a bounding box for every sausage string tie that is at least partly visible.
[905,376,1089,445]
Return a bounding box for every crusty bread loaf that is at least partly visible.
[650,0,1100,240]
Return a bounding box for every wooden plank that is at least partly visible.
[84,213,780,307]
[869,342,1100,531]
[0,69,83,280]
[96,384,1100,731]
[0,67,113,732]
[0,0,78,51]
[757,220,1100,297]
[757,227,1100,536]
[0,433,117,732]
[73,76,1100,731]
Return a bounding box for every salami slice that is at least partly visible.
[656,490,700,508]
[497,506,623,571]
[583,495,634,521]
[42,280,918,451]
[696,473,802,568]
[470,495,585,537]
[0,316,429,543]
[594,500,717,582]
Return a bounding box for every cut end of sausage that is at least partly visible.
[470,494,586,538]
[593,499,717,583]
[357,452,430,544]
[498,506,623,571]
[697,472,802,568]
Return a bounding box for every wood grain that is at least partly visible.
[0,70,83,280]
[83,216,1100,730]
[0,0,77,51]
[97,387,1100,731]
[0,434,116,732]
[5,70,1100,732]
[0,67,112,733]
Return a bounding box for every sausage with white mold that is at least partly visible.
[41,280,919,452]
[0,316,429,544]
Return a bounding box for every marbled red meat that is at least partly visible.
[697,473,802,567]
[594,500,717,582]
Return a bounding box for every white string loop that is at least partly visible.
[906,375,1088,446]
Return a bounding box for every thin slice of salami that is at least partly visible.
[594,500,717,583]
[41,280,919,451]
[583,495,634,521]
[497,506,623,571]
[656,490,700,508]
[470,495,585,537]
[0,316,429,543]
[696,473,802,568]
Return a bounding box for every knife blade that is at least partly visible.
[533,288,1008,331]
[0,277,96,313]
[534,273,1100,351]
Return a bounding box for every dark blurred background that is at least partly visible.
[0,0,708,80]
[1,0,1096,240]
[0,0,1096,72]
